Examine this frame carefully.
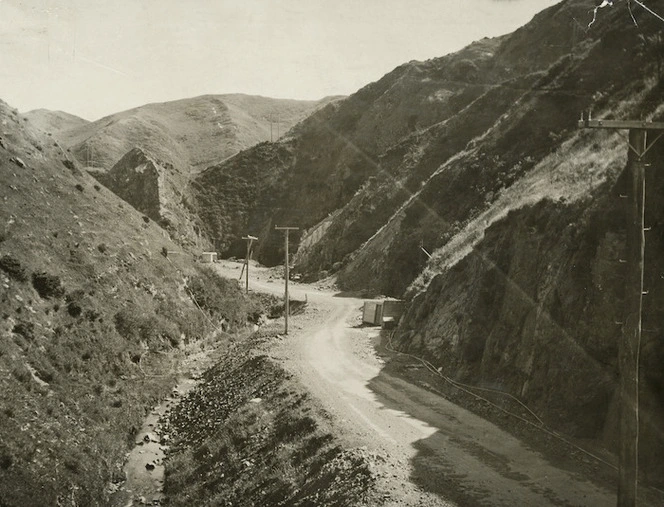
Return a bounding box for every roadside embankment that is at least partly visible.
[161,323,377,506]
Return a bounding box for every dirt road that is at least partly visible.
[215,261,616,506]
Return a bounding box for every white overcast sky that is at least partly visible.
[0,0,559,120]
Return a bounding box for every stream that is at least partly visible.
[109,376,199,506]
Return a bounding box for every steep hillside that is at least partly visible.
[194,37,513,264]
[394,148,664,486]
[369,1,664,489]
[90,148,201,246]
[0,98,271,506]
[335,2,662,296]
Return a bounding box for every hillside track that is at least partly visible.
[214,261,616,506]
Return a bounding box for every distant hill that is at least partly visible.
[53,94,340,172]
[32,94,339,244]
[22,109,89,136]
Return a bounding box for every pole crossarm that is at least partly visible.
[578,119,664,130]
[579,116,664,158]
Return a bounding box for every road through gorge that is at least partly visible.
[215,260,616,506]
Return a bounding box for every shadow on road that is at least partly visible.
[362,332,630,507]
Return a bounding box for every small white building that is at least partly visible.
[200,251,218,263]
[362,299,404,328]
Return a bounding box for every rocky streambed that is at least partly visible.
[107,331,236,507]
[108,376,199,507]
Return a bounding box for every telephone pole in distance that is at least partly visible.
[241,235,257,293]
[275,226,298,334]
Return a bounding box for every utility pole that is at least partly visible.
[275,226,298,334]
[241,235,257,293]
[579,114,664,507]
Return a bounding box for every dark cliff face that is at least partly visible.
[97,148,164,222]
[396,141,664,483]
[94,147,204,246]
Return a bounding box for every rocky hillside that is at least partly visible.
[395,148,664,485]
[90,147,202,246]
[0,98,273,506]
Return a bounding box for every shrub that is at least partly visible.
[97,243,108,254]
[11,364,32,384]
[186,267,247,326]
[13,321,35,340]
[32,272,64,299]
[114,308,179,350]
[0,255,28,282]
[0,447,13,470]
[67,301,82,318]
[75,184,84,192]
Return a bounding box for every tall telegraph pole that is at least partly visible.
[579,115,664,507]
[275,226,298,334]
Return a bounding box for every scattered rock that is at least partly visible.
[10,156,25,168]
[111,468,126,484]
[143,432,158,443]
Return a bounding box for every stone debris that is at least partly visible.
[10,156,26,168]
[143,432,158,444]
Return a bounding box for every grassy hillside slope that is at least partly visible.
[45,94,336,253]
[193,37,518,264]
[22,109,89,138]
[0,98,270,506]
[57,94,335,173]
